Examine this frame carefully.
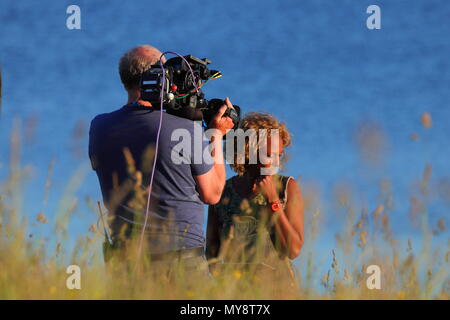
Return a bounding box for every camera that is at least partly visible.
[140,55,240,129]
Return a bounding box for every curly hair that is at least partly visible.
[230,112,292,176]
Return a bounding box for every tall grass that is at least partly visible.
[0,116,448,300]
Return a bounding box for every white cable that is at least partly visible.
[136,52,199,261]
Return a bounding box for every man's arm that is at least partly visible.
[194,98,235,204]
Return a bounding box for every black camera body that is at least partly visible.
[140,55,240,129]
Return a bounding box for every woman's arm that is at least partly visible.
[273,178,304,259]
[257,176,304,259]
[206,205,221,261]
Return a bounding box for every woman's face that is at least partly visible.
[247,136,284,177]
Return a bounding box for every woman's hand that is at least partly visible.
[254,175,279,203]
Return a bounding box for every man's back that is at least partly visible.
[89,104,212,253]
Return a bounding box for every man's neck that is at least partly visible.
[127,89,152,107]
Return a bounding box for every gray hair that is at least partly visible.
[118,45,163,90]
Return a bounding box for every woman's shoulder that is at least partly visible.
[224,175,238,191]
[213,176,241,221]
[273,173,294,187]
[273,174,297,203]
[216,175,239,205]
[274,173,292,180]
[225,175,237,185]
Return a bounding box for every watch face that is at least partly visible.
[271,202,281,211]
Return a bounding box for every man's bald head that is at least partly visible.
[119,45,165,90]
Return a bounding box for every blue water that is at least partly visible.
[1,0,449,289]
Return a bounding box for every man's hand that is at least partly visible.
[195,97,235,205]
[208,97,235,136]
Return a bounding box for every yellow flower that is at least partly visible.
[233,270,242,280]
[89,224,97,233]
[186,290,195,298]
[37,212,48,224]
[421,112,432,128]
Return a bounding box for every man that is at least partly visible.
[88,45,234,276]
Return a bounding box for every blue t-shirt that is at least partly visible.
[88,105,213,253]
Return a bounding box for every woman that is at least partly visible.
[206,112,304,292]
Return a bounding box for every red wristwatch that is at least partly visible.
[270,200,282,212]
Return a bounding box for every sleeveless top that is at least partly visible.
[213,174,296,277]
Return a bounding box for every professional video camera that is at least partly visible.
[140,55,240,129]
